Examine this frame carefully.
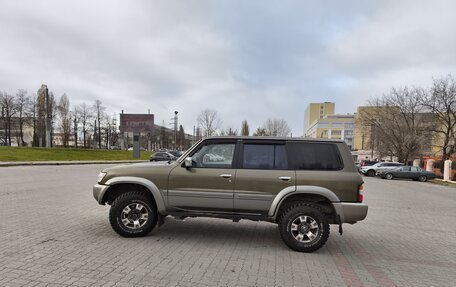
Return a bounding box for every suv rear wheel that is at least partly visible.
[278,202,329,253]
[109,191,158,237]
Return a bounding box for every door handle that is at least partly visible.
[220,174,232,179]
[279,176,291,181]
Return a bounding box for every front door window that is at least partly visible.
[191,143,235,169]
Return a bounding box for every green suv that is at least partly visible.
[93,137,367,252]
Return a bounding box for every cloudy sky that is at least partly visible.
[1,0,455,136]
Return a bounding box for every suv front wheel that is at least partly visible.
[278,202,329,253]
[109,191,158,237]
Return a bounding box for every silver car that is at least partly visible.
[361,162,403,177]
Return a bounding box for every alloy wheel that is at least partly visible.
[290,215,320,243]
[120,203,149,229]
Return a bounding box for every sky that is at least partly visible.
[1,0,455,136]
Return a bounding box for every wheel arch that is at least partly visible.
[102,177,166,214]
[269,186,340,223]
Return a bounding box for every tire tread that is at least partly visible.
[278,202,330,253]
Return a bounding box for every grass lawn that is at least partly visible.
[0,147,152,162]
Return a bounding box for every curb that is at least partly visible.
[0,160,148,167]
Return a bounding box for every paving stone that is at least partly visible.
[0,165,455,286]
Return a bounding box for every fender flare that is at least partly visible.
[269,185,341,220]
[103,176,166,214]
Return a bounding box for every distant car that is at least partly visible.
[150,152,176,162]
[127,147,147,151]
[168,150,183,158]
[361,162,403,177]
[360,160,378,167]
[378,166,436,182]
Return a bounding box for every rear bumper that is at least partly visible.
[93,183,110,204]
[333,202,368,224]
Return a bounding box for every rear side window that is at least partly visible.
[288,142,343,170]
[242,144,288,169]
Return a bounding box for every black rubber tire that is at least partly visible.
[418,175,427,182]
[109,191,157,237]
[278,202,329,253]
[367,170,376,177]
[385,173,393,180]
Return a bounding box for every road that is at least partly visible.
[0,164,455,287]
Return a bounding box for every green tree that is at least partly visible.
[241,120,249,136]
[178,125,185,149]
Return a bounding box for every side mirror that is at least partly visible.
[184,157,193,168]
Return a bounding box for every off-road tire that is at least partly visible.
[278,202,329,253]
[367,170,376,177]
[385,173,393,180]
[109,191,157,237]
[418,175,427,182]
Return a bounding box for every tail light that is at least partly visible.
[358,184,364,202]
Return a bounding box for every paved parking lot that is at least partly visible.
[0,164,455,287]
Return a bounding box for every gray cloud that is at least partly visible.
[1,0,455,136]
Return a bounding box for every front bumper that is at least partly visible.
[333,202,368,224]
[93,183,110,204]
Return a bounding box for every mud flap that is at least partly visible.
[337,214,343,235]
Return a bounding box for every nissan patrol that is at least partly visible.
[93,137,367,252]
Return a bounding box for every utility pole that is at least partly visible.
[43,85,51,148]
[93,120,97,149]
[74,116,78,148]
[174,111,178,150]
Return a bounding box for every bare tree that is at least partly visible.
[197,109,222,137]
[418,75,456,161]
[79,102,92,147]
[15,90,31,146]
[364,87,429,163]
[0,92,17,146]
[0,92,5,145]
[241,120,249,136]
[48,92,57,147]
[220,127,238,136]
[253,127,268,136]
[29,95,39,147]
[58,94,71,147]
[93,100,106,149]
[36,90,46,147]
[72,106,80,148]
[262,118,291,137]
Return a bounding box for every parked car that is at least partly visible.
[361,162,403,177]
[93,137,367,253]
[359,160,378,167]
[378,166,436,182]
[150,152,176,162]
[168,150,183,158]
[128,147,147,151]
